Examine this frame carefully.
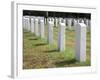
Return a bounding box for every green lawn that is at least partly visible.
[23,25,91,69]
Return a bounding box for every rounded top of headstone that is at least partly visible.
[77,23,87,27]
[48,18,51,21]
[48,21,54,24]
[60,22,65,26]
[31,18,34,20]
[40,19,44,22]
[81,20,84,23]
[35,18,38,21]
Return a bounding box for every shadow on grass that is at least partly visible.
[44,49,59,53]
[29,38,38,40]
[25,34,34,37]
[55,59,77,67]
[35,43,47,46]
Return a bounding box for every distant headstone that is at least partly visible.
[31,18,35,33]
[77,19,80,23]
[45,18,47,24]
[51,17,54,26]
[67,18,72,29]
[85,19,89,26]
[55,18,58,27]
[24,17,31,31]
[22,16,26,30]
[48,21,54,44]
[34,18,39,36]
[58,18,63,25]
[73,19,77,30]
[63,19,66,26]
[27,17,31,31]
[75,23,86,62]
[84,19,91,32]
[40,19,45,38]
[81,19,84,23]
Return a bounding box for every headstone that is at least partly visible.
[81,19,84,23]
[75,23,86,62]
[55,18,58,27]
[40,19,45,38]
[85,19,91,32]
[47,17,51,24]
[34,18,39,36]
[65,18,68,29]
[79,19,82,23]
[77,19,80,23]
[45,18,47,24]
[51,17,54,26]
[58,18,63,24]
[73,19,77,30]
[22,16,26,30]
[63,19,66,26]
[67,18,72,29]
[30,17,35,33]
[26,16,31,31]
[24,18,27,30]
[58,22,66,51]
[85,19,88,26]
[28,16,31,31]
[48,21,54,44]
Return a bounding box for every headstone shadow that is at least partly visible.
[55,58,77,67]
[44,49,59,53]
[29,38,38,40]
[34,43,47,46]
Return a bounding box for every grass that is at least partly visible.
[23,24,91,69]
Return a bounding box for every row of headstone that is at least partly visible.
[47,19,87,62]
[23,16,45,38]
[23,16,31,31]
[23,16,91,32]
[45,17,91,31]
[23,16,87,62]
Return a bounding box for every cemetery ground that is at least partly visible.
[23,25,91,69]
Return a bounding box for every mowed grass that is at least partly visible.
[23,24,91,69]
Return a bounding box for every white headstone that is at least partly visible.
[85,19,89,26]
[51,17,54,26]
[34,18,39,36]
[85,19,91,32]
[25,17,31,31]
[48,21,54,44]
[47,18,51,24]
[67,18,72,29]
[40,19,45,38]
[55,18,58,27]
[58,22,66,51]
[75,23,86,62]
[44,18,47,24]
[31,18,35,33]
[28,17,31,31]
[73,19,77,30]
[24,18,27,30]
[77,19,80,23]
[58,18,63,24]
[63,19,66,26]
[81,19,84,23]
[22,16,26,29]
